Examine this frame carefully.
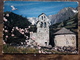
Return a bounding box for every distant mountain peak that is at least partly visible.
[28,17,38,25]
[11,7,78,26]
[49,7,78,25]
[72,9,78,13]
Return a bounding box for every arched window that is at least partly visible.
[42,16,43,20]
[45,42,47,46]
[44,16,45,18]
[44,22,46,28]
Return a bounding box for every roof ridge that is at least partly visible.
[54,27,74,34]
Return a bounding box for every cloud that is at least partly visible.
[4,2,40,6]
[15,3,73,17]
[26,3,67,12]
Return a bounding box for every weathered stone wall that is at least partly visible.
[54,34,76,47]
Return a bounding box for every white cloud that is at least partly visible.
[4,2,40,6]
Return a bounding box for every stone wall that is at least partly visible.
[54,34,76,47]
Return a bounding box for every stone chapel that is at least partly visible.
[30,13,50,46]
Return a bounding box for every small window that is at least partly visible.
[44,16,45,18]
[44,22,46,28]
[45,42,47,46]
[42,16,43,20]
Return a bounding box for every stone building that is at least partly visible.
[30,13,50,46]
[54,27,76,47]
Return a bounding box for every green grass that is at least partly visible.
[3,44,20,53]
[3,44,39,53]
[3,44,77,54]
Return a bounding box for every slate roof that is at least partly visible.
[54,27,74,34]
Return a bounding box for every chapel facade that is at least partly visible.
[30,13,50,46]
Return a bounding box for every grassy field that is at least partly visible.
[3,44,77,54]
[3,44,39,53]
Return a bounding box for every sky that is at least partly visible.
[4,1,78,18]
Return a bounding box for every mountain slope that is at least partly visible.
[49,7,78,25]
[50,13,78,34]
[28,7,78,25]
[4,12,31,28]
